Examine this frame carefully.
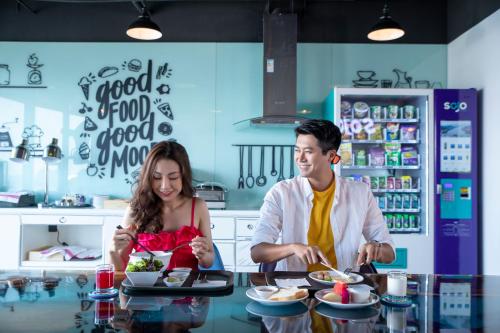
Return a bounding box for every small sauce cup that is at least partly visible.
[254,285,278,299]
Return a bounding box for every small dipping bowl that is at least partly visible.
[163,276,183,287]
[254,285,278,299]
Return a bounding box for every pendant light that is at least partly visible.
[367,2,405,42]
[126,5,162,40]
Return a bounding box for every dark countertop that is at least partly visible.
[0,270,499,332]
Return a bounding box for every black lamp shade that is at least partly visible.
[368,4,405,41]
[127,14,162,40]
[42,138,62,163]
[10,139,30,163]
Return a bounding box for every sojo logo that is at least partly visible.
[443,101,467,112]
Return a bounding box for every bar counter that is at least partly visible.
[0,270,499,332]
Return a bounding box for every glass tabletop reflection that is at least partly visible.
[0,270,500,332]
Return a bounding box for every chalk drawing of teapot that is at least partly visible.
[393,69,412,88]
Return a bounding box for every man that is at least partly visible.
[251,119,395,271]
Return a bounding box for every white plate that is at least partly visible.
[308,271,363,285]
[246,288,308,306]
[315,289,379,309]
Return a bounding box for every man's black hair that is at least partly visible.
[294,119,342,154]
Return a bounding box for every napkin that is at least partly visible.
[192,280,227,288]
[274,278,311,288]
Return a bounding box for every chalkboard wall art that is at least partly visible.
[76,58,176,183]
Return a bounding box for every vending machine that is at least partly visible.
[330,88,434,273]
[433,89,479,274]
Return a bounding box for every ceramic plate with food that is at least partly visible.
[309,271,363,285]
[314,289,379,309]
[246,287,309,306]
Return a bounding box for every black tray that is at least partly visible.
[122,270,234,296]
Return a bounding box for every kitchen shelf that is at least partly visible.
[0,86,47,89]
[382,209,421,213]
[342,165,420,170]
[373,189,420,193]
[389,229,421,234]
[344,140,420,144]
[21,259,103,269]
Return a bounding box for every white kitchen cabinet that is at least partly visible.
[0,215,21,270]
[0,209,261,271]
[20,214,105,270]
[235,217,259,272]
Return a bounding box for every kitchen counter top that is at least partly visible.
[1,270,499,332]
[0,207,259,216]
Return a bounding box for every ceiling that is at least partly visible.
[0,0,498,43]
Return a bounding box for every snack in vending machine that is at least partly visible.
[400,124,417,140]
[386,214,394,229]
[387,176,395,189]
[370,146,386,166]
[386,193,394,209]
[371,105,384,119]
[402,194,411,209]
[411,177,420,189]
[394,194,402,209]
[339,143,353,166]
[411,194,420,209]
[379,176,387,189]
[401,176,412,190]
[378,196,386,209]
[370,124,384,140]
[395,214,403,229]
[402,146,419,166]
[387,105,400,119]
[403,214,410,228]
[355,149,367,166]
[386,122,400,141]
[370,176,379,190]
[394,178,402,190]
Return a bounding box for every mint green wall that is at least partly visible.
[0,42,446,209]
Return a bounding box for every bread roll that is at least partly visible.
[269,287,308,301]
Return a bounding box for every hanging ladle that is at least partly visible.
[256,146,267,186]
[246,146,255,188]
[238,145,245,189]
[270,146,277,176]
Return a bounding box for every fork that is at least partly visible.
[319,261,351,280]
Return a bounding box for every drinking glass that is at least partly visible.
[387,270,407,302]
[95,264,115,292]
[94,299,115,325]
[386,307,407,333]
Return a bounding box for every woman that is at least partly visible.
[109,141,214,271]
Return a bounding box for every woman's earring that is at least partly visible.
[332,155,341,165]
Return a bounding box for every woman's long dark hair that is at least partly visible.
[130,141,194,233]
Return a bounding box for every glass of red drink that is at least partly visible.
[94,299,115,325]
[95,264,114,292]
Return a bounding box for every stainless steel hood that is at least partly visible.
[247,9,307,127]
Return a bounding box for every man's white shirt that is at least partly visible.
[251,174,395,271]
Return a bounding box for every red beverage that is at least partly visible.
[96,270,114,290]
[95,300,115,325]
[95,264,114,291]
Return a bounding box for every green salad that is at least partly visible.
[126,258,163,272]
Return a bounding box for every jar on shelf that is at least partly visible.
[0,64,10,85]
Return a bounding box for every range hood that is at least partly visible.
[247,9,308,126]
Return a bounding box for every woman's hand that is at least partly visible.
[190,236,211,261]
[110,227,135,254]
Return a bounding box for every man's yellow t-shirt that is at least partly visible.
[307,179,337,272]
